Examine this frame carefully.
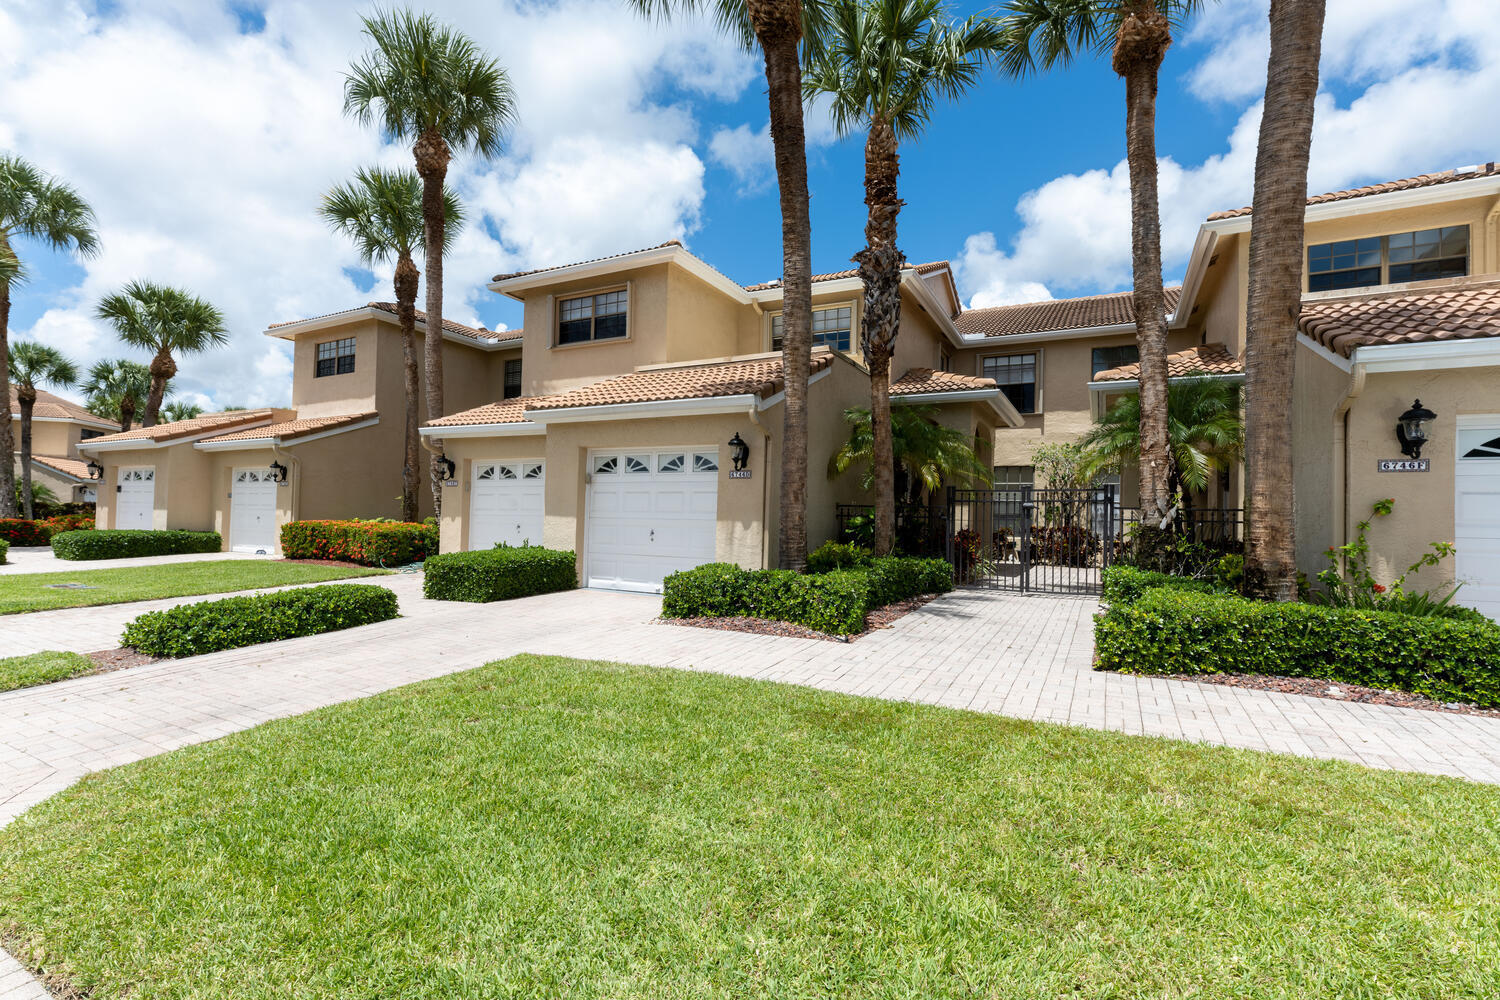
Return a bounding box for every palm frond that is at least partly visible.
[7,341,79,390]
[321,166,464,265]
[96,281,229,355]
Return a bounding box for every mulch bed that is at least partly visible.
[1166,671,1500,719]
[87,647,159,673]
[659,594,940,643]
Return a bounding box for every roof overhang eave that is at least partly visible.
[194,416,381,451]
[899,272,967,350]
[893,387,1023,428]
[1347,336,1500,373]
[1203,175,1500,234]
[264,308,516,351]
[419,420,545,438]
[1087,372,1245,392]
[489,246,753,305]
[525,394,761,424]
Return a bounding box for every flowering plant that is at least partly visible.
[1312,499,1471,619]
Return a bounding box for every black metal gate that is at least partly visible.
[946,485,1120,594]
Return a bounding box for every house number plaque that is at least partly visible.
[1377,458,1429,472]
[728,469,752,479]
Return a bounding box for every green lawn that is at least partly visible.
[0,561,387,614]
[2,655,1498,999]
[0,651,95,692]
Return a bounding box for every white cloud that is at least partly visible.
[707,94,841,192]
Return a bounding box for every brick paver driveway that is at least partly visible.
[5,579,1500,998]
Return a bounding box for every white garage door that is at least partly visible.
[230,468,279,553]
[1456,423,1500,621]
[585,449,719,593]
[115,466,155,530]
[470,461,545,550]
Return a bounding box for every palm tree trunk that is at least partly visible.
[141,350,175,428]
[856,116,905,557]
[415,127,452,516]
[118,395,136,434]
[394,253,422,524]
[1244,0,1326,601]
[1114,7,1172,523]
[18,392,33,519]
[751,0,813,572]
[0,274,16,518]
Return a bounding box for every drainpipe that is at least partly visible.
[747,403,772,568]
[1331,358,1368,551]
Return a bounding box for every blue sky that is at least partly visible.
[1,0,1495,409]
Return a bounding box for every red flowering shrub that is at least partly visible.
[42,514,95,534]
[0,519,55,545]
[280,519,437,566]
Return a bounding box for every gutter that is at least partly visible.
[892,387,1024,428]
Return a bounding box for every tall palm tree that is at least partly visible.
[1077,377,1243,507]
[82,359,154,433]
[1242,0,1325,601]
[160,400,203,422]
[344,8,514,512]
[8,342,78,519]
[829,403,992,501]
[95,280,228,427]
[322,166,464,523]
[998,0,1204,527]
[629,0,827,571]
[805,0,1003,555]
[0,155,98,517]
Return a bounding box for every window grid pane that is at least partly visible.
[1307,226,1468,292]
[558,290,628,344]
[771,306,852,351]
[315,337,355,378]
[983,354,1037,413]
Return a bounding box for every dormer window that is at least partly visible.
[558,289,628,345]
[771,305,853,352]
[315,337,356,377]
[1308,225,1468,292]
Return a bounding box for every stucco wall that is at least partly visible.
[8,419,84,458]
[1290,340,1350,572]
[93,443,216,532]
[515,263,671,395]
[292,318,381,417]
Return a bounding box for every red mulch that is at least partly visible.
[660,594,940,643]
[1164,671,1500,719]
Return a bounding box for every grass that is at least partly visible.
[0,651,95,692]
[2,655,1498,999]
[0,561,387,614]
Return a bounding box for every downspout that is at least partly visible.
[1331,358,1368,553]
[748,403,772,568]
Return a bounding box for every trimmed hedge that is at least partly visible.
[0,538,8,564]
[280,520,437,566]
[122,583,399,658]
[1101,565,1217,606]
[51,529,221,561]
[1095,587,1500,707]
[661,556,954,636]
[423,545,577,603]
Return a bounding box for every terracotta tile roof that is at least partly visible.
[267,303,513,346]
[743,259,949,292]
[426,397,536,428]
[889,368,998,394]
[956,287,1183,338]
[526,354,835,412]
[80,409,275,446]
[1092,343,1242,383]
[1208,162,1500,221]
[197,411,378,444]
[1298,280,1500,358]
[32,454,93,480]
[8,387,113,426]
[492,241,687,283]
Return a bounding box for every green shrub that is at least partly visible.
[863,556,954,607]
[659,563,749,619]
[51,529,221,561]
[0,519,53,546]
[1095,588,1500,707]
[122,584,399,658]
[280,520,437,566]
[423,545,577,603]
[1101,565,1217,605]
[806,540,871,573]
[0,538,8,564]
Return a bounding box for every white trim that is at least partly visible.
[10,413,118,430]
[892,387,1024,428]
[748,276,865,302]
[419,420,544,439]
[1349,337,1500,373]
[193,416,381,452]
[900,271,967,350]
[30,461,91,484]
[1170,228,1218,331]
[1087,372,1245,391]
[756,366,832,410]
[263,306,519,351]
[1202,175,1500,235]
[1296,332,1354,373]
[79,420,276,453]
[959,322,1137,346]
[526,394,759,424]
[489,245,754,305]
[1457,413,1500,429]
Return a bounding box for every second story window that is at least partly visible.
[771,305,853,352]
[503,358,522,400]
[1308,225,1469,292]
[558,289,628,345]
[316,337,356,377]
[983,353,1037,414]
[79,428,104,441]
[1092,345,1139,378]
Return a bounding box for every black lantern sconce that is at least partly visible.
[268,460,288,484]
[1396,399,1437,459]
[437,454,456,480]
[728,432,750,471]
[86,459,103,481]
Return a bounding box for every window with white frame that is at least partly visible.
[315,337,356,377]
[771,305,853,352]
[557,289,628,345]
[1307,225,1469,292]
[983,353,1038,413]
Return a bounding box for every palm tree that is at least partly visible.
[95,281,228,427]
[82,359,154,432]
[8,342,79,518]
[1077,377,1243,508]
[998,0,1204,527]
[628,0,828,571]
[0,155,98,517]
[829,403,991,502]
[322,166,464,523]
[344,8,515,513]
[805,0,1003,555]
[1242,0,1326,601]
[160,400,204,422]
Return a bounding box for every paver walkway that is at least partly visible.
[4,582,1500,997]
[0,547,265,575]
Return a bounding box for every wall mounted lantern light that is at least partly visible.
[86,459,103,480]
[728,432,750,471]
[437,454,456,480]
[268,460,288,484]
[1396,399,1437,459]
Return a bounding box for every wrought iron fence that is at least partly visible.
[836,503,948,557]
[947,485,1121,594]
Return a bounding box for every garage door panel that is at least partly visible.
[1456,435,1500,621]
[116,466,155,531]
[470,460,544,551]
[230,468,278,552]
[586,450,720,593]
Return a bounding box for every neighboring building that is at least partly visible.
[7,387,118,504]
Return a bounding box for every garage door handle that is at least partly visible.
[650,529,655,542]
